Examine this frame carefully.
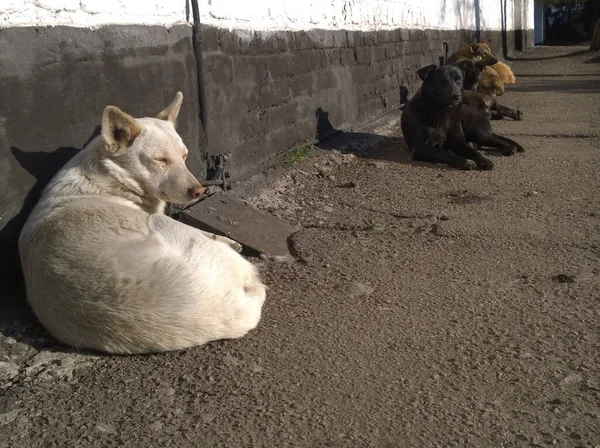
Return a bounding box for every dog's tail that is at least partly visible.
[492,133,525,153]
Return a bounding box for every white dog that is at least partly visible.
[18,92,267,354]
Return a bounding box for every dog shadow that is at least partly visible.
[314,106,414,165]
[0,126,100,352]
[313,107,507,170]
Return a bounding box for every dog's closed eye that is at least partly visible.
[153,157,170,168]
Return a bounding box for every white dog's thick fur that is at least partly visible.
[18,92,266,354]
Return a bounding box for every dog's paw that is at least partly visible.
[213,235,243,253]
[502,146,516,156]
[460,159,477,170]
[515,109,523,121]
[476,157,494,170]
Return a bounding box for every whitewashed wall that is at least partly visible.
[2,0,534,31]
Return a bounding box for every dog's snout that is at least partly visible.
[189,185,206,198]
[452,93,461,100]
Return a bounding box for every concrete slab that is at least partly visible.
[177,191,299,259]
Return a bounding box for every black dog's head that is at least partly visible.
[417,64,464,107]
[455,60,486,91]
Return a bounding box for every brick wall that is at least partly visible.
[200,26,515,180]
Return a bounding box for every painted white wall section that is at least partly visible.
[1,0,534,31]
[202,0,522,32]
[0,0,188,28]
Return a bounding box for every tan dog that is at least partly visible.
[478,66,506,96]
[490,60,516,84]
[447,42,516,93]
[19,92,267,355]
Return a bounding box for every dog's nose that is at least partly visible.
[189,185,206,198]
[452,94,461,100]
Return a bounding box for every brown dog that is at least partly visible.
[447,42,494,64]
[455,59,522,120]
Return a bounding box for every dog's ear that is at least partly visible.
[417,64,437,81]
[156,91,183,125]
[101,106,141,153]
[469,44,477,54]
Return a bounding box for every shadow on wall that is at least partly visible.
[315,107,410,165]
[312,86,412,164]
[0,127,99,290]
[0,127,100,352]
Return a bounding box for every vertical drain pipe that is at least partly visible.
[190,0,208,148]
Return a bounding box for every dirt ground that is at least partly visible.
[1,45,599,447]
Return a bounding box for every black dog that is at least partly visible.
[455,61,525,155]
[401,64,493,170]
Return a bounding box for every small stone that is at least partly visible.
[322,206,334,213]
[339,281,375,297]
[149,421,164,431]
[201,413,215,424]
[560,373,583,385]
[251,364,264,373]
[24,351,95,381]
[0,409,20,426]
[222,354,240,367]
[433,374,441,380]
[368,161,387,169]
[552,274,575,284]
[525,191,539,197]
[95,423,116,434]
[431,223,448,237]
[0,361,20,385]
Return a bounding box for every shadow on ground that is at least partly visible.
[313,107,521,169]
[584,55,600,63]
[509,78,600,93]
[314,107,412,164]
[506,48,592,61]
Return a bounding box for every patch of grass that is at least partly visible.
[283,142,316,165]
